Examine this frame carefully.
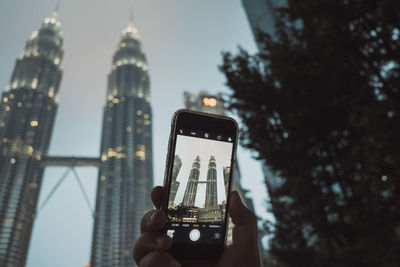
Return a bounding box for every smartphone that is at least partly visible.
[162,109,238,263]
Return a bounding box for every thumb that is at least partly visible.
[229,191,259,250]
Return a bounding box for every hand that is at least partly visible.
[133,186,261,267]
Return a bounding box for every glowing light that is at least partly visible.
[54,57,60,65]
[12,80,18,89]
[136,110,142,116]
[3,97,8,103]
[5,106,10,111]
[30,31,38,39]
[31,78,38,89]
[144,114,149,119]
[121,42,126,47]
[33,51,39,57]
[126,127,132,132]
[30,120,39,127]
[203,97,217,107]
[112,98,119,104]
[10,94,14,99]
[48,87,55,98]
[17,102,22,107]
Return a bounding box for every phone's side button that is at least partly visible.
[165,153,170,166]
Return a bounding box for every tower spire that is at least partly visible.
[52,0,61,19]
[129,7,133,23]
[55,0,61,13]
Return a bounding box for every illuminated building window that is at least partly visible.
[5,106,10,111]
[30,120,39,127]
[113,98,119,104]
[101,154,107,161]
[144,114,149,119]
[31,78,38,89]
[12,80,18,89]
[10,158,16,164]
[144,120,151,125]
[33,51,39,57]
[54,57,60,65]
[3,97,8,102]
[121,42,126,47]
[100,176,106,181]
[9,94,14,99]
[48,87,55,97]
[136,110,142,116]
[17,102,22,107]
[135,145,146,161]
[0,122,5,127]
[126,126,132,132]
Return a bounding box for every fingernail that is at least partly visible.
[169,260,181,267]
[150,210,157,222]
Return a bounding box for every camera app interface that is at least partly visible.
[166,129,234,244]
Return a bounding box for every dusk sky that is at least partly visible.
[0,0,269,266]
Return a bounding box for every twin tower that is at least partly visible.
[171,155,220,208]
[0,10,152,267]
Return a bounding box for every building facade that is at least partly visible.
[0,11,63,266]
[90,20,153,267]
[182,156,200,207]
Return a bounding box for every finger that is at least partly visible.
[229,191,257,226]
[229,191,259,250]
[138,250,181,267]
[151,186,165,209]
[140,209,166,234]
[133,232,173,264]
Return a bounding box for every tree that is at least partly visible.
[220,0,400,266]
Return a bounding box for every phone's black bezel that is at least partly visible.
[163,109,238,263]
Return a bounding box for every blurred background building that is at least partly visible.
[0,10,63,267]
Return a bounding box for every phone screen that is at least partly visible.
[165,127,234,245]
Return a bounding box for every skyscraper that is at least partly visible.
[205,156,218,207]
[90,19,153,267]
[241,0,282,51]
[182,156,200,207]
[0,10,63,266]
[223,166,230,198]
[169,155,182,206]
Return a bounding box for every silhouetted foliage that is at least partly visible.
[220,0,400,266]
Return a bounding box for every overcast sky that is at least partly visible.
[173,135,233,207]
[0,0,269,266]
